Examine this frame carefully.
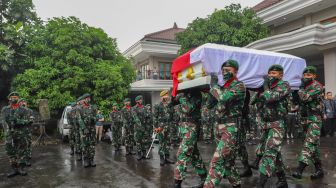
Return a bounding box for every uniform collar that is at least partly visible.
[10,103,20,110]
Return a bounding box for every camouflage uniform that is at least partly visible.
[170,109,180,147]
[20,101,34,165]
[77,101,97,166]
[109,107,123,150]
[67,106,76,155]
[121,101,135,155]
[153,102,172,158]
[292,67,324,180]
[2,96,30,176]
[173,96,207,182]
[203,78,246,188]
[132,98,147,159]
[144,104,153,152]
[201,92,213,142]
[72,106,83,160]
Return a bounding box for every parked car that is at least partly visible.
[57,105,72,142]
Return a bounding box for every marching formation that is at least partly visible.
[1,62,325,188]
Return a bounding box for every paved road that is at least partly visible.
[0,137,335,188]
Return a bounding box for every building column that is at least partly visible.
[323,49,336,95]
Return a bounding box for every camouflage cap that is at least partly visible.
[123,98,131,103]
[268,64,283,73]
[160,90,169,97]
[7,91,20,99]
[222,60,239,70]
[135,95,143,101]
[303,66,317,74]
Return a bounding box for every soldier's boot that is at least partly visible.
[193,173,207,188]
[311,160,324,180]
[142,150,147,159]
[76,153,82,161]
[7,165,19,178]
[18,164,27,176]
[240,160,252,177]
[250,155,262,170]
[115,145,120,152]
[25,160,32,167]
[257,174,268,188]
[165,154,175,164]
[173,179,182,188]
[84,159,90,168]
[276,171,288,188]
[232,185,241,188]
[292,161,307,179]
[160,155,165,166]
[70,148,75,156]
[90,159,96,167]
[137,151,143,161]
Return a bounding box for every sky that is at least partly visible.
[32,0,263,52]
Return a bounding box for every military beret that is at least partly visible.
[123,98,131,103]
[7,91,20,99]
[112,102,118,107]
[303,66,317,74]
[268,64,283,73]
[135,95,143,101]
[81,93,91,99]
[68,102,76,107]
[160,90,169,97]
[19,98,27,102]
[222,60,239,70]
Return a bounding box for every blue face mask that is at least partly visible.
[268,76,279,85]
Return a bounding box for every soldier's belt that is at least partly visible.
[217,118,238,124]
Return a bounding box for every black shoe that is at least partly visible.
[240,166,252,177]
[233,185,241,188]
[174,179,182,188]
[193,173,207,188]
[311,160,324,180]
[142,151,147,159]
[292,161,307,179]
[70,149,75,156]
[7,168,19,178]
[276,171,288,188]
[18,166,27,176]
[257,173,268,188]
[165,155,175,164]
[160,155,165,166]
[26,161,32,167]
[137,152,143,161]
[250,155,262,170]
[84,160,90,168]
[76,154,82,161]
[90,160,96,167]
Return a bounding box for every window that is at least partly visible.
[320,17,336,25]
[141,64,149,79]
[159,62,171,80]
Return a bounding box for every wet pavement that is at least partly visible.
[0,137,335,188]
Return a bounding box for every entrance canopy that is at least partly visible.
[171,43,307,96]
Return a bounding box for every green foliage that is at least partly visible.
[13,17,135,116]
[176,4,269,54]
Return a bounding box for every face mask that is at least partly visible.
[222,71,233,81]
[268,76,279,85]
[302,78,312,85]
[10,99,18,104]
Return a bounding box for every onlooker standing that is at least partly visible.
[95,110,105,142]
[323,92,336,137]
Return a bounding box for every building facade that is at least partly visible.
[249,0,336,94]
[123,23,184,105]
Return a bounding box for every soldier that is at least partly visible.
[67,102,77,156]
[203,60,246,188]
[73,101,83,161]
[109,102,123,151]
[200,90,213,144]
[173,93,208,188]
[153,90,174,166]
[132,95,147,160]
[19,98,34,167]
[77,93,97,168]
[292,66,324,180]
[144,104,153,156]
[253,65,290,188]
[170,108,180,148]
[121,98,135,155]
[1,92,30,177]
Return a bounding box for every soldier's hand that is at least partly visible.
[263,76,270,91]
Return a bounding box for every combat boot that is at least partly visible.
[232,185,241,188]
[125,146,131,156]
[18,164,27,176]
[275,170,288,188]
[174,179,182,188]
[257,173,268,188]
[194,173,207,188]
[142,150,147,159]
[7,165,19,178]
[25,160,32,167]
[250,155,262,170]
[84,159,90,168]
[292,161,307,179]
[165,154,175,164]
[90,159,96,167]
[160,155,165,166]
[240,160,252,177]
[311,160,324,180]
[70,148,75,156]
[137,152,143,161]
[76,153,82,161]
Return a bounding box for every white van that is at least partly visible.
[57,106,72,142]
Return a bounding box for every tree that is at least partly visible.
[0,0,38,101]
[12,17,135,116]
[176,4,269,54]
